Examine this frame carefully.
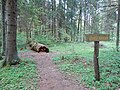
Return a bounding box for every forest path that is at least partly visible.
[19,51,89,90]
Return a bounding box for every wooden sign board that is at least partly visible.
[85,34,109,81]
[85,34,109,42]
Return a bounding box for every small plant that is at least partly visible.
[0,58,39,90]
[52,42,120,90]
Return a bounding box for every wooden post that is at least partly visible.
[85,34,109,81]
[94,41,100,81]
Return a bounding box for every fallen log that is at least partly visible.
[28,40,49,53]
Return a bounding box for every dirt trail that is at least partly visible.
[19,51,89,90]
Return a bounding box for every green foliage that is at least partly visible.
[57,28,71,42]
[0,58,38,90]
[52,42,120,90]
[17,33,27,50]
[34,35,56,46]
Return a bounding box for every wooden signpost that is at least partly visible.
[85,34,109,81]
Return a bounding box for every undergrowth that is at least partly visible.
[0,58,39,90]
[34,35,55,46]
[0,33,39,90]
[17,32,56,51]
[52,42,120,90]
[17,33,27,50]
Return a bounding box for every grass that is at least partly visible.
[3,33,119,90]
[0,58,39,90]
[0,33,39,90]
[52,42,120,90]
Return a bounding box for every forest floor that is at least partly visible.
[19,51,90,90]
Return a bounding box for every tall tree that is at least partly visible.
[15,0,118,43]
[77,3,82,42]
[116,0,120,51]
[0,29,2,60]
[57,0,63,40]
[51,0,56,38]
[2,0,6,56]
[83,0,87,42]
[4,0,20,65]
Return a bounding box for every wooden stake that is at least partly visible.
[94,41,100,81]
[85,34,109,81]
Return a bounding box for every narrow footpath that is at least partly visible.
[19,51,89,90]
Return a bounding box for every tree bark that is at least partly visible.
[83,0,87,42]
[116,0,120,51]
[4,0,20,65]
[0,32,2,60]
[2,0,6,56]
[77,4,82,42]
[51,0,56,37]
[28,40,49,53]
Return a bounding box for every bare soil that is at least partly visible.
[19,51,89,90]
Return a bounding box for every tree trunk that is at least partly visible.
[116,0,120,51]
[83,0,86,42]
[2,0,6,56]
[57,0,63,40]
[0,30,2,60]
[51,0,56,37]
[77,4,82,42]
[28,17,34,38]
[4,0,20,65]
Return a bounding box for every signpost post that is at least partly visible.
[85,34,109,81]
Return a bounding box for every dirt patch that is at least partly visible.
[19,51,89,90]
